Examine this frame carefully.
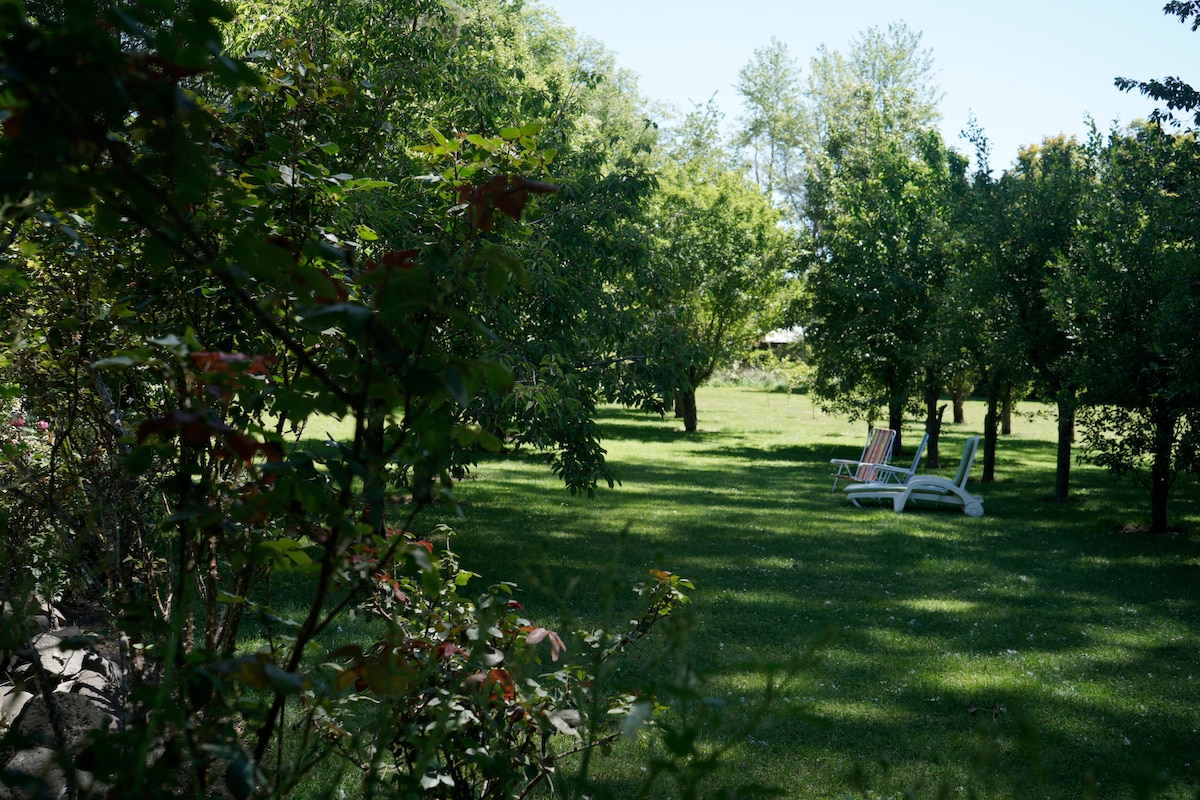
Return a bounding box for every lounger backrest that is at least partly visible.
[853,427,896,481]
[950,436,981,488]
[906,433,929,474]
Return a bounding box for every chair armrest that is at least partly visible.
[903,476,960,492]
[869,464,912,477]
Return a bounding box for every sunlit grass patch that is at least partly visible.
[420,387,1200,799]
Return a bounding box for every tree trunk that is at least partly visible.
[982,384,1000,483]
[1002,384,1014,435]
[923,366,942,469]
[888,398,905,456]
[948,376,971,424]
[1149,404,1176,534]
[1053,394,1074,504]
[680,388,698,433]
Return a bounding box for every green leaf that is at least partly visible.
[263,663,305,693]
[465,134,496,152]
[443,365,470,406]
[224,757,256,800]
[91,356,136,369]
[298,303,372,339]
[123,446,155,476]
[485,261,510,295]
[420,563,441,600]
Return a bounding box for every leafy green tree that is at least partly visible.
[735,23,952,455]
[1055,124,1200,532]
[217,0,676,494]
[647,103,800,432]
[803,65,963,457]
[965,135,1092,496]
[735,23,939,225]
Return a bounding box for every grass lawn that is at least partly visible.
[425,386,1200,800]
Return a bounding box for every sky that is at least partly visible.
[537,0,1199,170]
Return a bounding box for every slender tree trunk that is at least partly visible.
[888,398,904,456]
[886,366,904,454]
[982,382,1000,483]
[1054,393,1075,504]
[1149,404,1176,534]
[923,366,942,469]
[1002,384,1014,435]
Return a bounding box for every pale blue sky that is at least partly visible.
[537,0,1199,169]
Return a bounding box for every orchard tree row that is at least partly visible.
[732,15,1200,534]
[0,0,1196,796]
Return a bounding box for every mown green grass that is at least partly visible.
[421,386,1200,800]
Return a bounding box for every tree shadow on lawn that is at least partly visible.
[618,520,1200,797]
[449,445,1200,798]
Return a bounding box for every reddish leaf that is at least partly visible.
[265,235,299,263]
[436,640,466,660]
[2,113,21,140]
[487,668,516,701]
[381,249,419,270]
[485,175,528,222]
[224,432,260,463]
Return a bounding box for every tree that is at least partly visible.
[799,22,960,455]
[215,0,678,494]
[966,135,1092,496]
[734,23,951,457]
[735,22,940,228]
[647,103,800,432]
[1055,124,1200,533]
[735,37,808,218]
[0,2,794,797]
[806,121,966,458]
[1115,1,1200,129]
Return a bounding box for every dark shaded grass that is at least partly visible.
[431,388,1200,799]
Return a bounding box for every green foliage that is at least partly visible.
[648,102,802,431]
[1114,1,1200,129]
[0,2,784,799]
[1056,124,1200,532]
[961,132,1092,492]
[735,37,808,218]
[805,117,967,445]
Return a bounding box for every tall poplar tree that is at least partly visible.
[799,23,955,454]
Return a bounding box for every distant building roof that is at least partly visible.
[762,326,804,344]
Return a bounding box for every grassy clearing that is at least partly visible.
[428,386,1200,799]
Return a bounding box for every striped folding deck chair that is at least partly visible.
[830,427,896,490]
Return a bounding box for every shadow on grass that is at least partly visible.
[259,391,1200,799]
[440,396,1200,799]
